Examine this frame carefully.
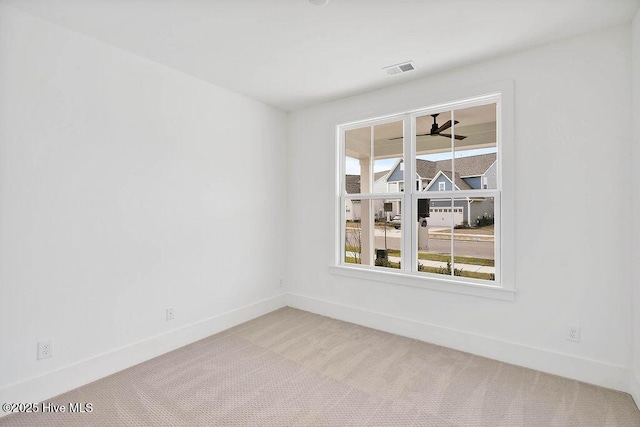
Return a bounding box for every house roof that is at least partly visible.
[441,171,473,190]
[416,159,437,179]
[443,153,496,177]
[423,170,473,191]
[345,170,390,194]
[345,175,361,194]
[347,152,494,193]
[414,153,497,179]
[374,170,390,181]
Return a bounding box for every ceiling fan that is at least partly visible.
[390,113,466,140]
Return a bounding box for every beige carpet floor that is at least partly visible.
[2,307,639,426]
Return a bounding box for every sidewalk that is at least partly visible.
[389,255,495,274]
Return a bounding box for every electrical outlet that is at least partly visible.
[566,325,580,342]
[279,279,285,289]
[37,340,54,360]
[166,307,175,321]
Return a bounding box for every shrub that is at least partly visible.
[475,214,494,227]
[435,261,463,276]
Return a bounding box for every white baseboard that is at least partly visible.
[630,370,640,410]
[286,293,630,393]
[0,294,286,412]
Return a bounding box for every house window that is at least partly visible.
[338,91,509,295]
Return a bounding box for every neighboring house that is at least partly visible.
[382,153,497,226]
[345,153,496,225]
[344,174,362,221]
[344,170,390,221]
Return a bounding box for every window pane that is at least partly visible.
[375,198,401,270]
[344,198,401,270]
[416,111,453,193]
[344,199,367,264]
[453,103,497,190]
[416,198,452,277]
[345,126,371,195]
[373,120,403,194]
[453,197,495,281]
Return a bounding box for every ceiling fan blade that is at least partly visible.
[435,119,459,134]
[393,132,466,140]
[390,133,431,140]
[439,133,467,140]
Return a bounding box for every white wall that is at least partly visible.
[0,4,288,404]
[631,6,640,405]
[287,25,634,391]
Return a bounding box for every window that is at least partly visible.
[338,92,510,295]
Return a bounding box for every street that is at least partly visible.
[348,227,494,259]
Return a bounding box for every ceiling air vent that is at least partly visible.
[383,61,416,76]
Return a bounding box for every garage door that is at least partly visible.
[428,207,464,227]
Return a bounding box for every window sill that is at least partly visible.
[329,265,516,301]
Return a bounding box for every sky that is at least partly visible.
[345,147,497,175]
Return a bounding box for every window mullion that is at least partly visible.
[450,110,455,276]
[402,114,414,272]
[367,126,374,265]
[338,128,346,266]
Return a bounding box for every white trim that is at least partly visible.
[336,126,345,265]
[330,264,513,301]
[410,93,502,121]
[0,294,287,412]
[340,112,406,132]
[286,293,630,393]
[343,193,411,200]
[403,113,414,271]
[424,170,457,192]
[336,82,515,295]
[381,158,403,184]
[414,188,498,198]
[631,370,640,410]
[375,159,399,184]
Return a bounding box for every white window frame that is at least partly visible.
[333,87,516,301]
[438,182,446,191]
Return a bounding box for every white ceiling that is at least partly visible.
[3,0,639,111]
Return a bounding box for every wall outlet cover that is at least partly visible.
[566,325,581,342]
[37,340,54,360]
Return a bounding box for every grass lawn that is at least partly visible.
[418,266,495,281]
[345,256,492,279]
